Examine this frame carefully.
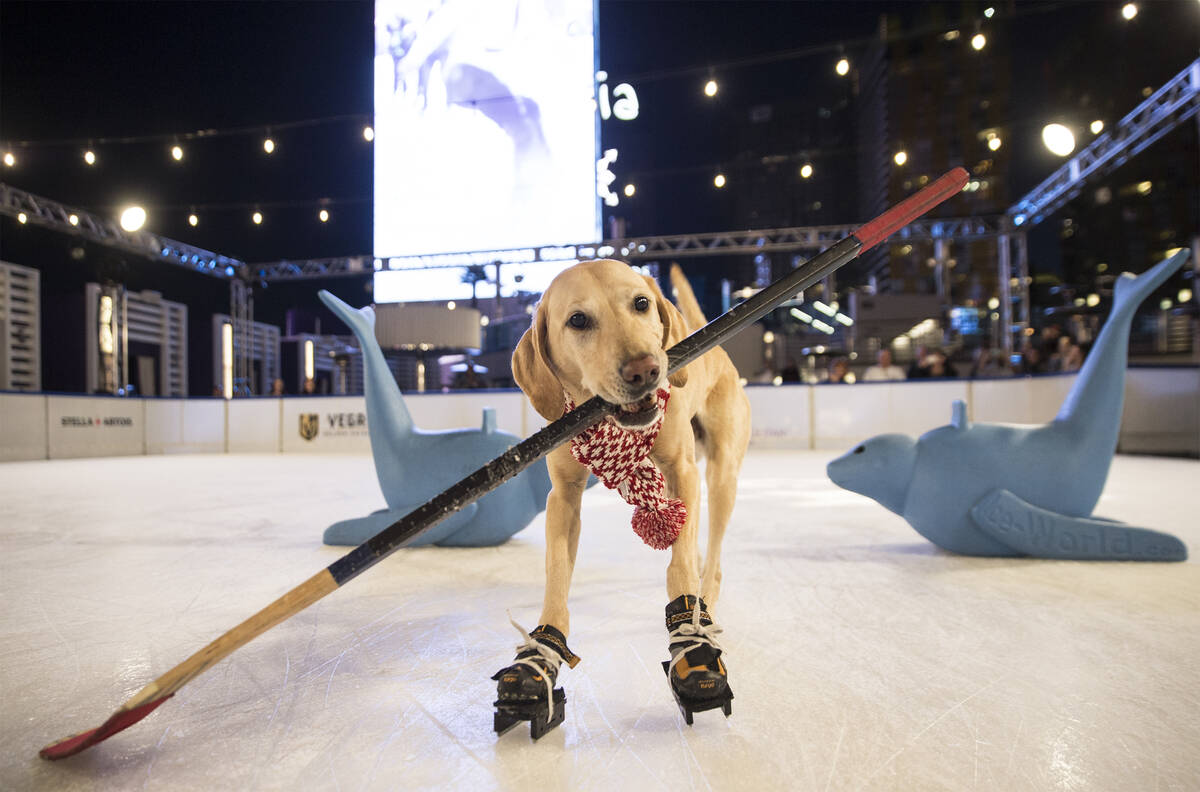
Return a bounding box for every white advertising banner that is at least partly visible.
[47,395,145,459]
[228,398,282,453]
[744,385,812,448]
[281,396,372,454]
[0,393,48,461]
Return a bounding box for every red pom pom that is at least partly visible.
[631,499,686,549]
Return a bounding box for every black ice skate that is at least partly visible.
[661,594,733,725]
[492,619,579,740]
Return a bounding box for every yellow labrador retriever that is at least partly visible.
[493,259,749,734]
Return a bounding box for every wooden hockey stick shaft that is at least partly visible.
[40,167,968,760]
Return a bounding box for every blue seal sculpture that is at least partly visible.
[827,250,1190,561]
[317,290,554,547]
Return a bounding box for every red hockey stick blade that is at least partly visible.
[39,695,174,759]
[853,167,968,250]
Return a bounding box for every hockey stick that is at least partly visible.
[39,167,967,760]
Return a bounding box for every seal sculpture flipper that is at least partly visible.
[971,489,1187,561]
[324,502,481,547]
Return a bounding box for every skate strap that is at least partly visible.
[507,614,571,726]
[668,604,725,671]
[565,386,687,550]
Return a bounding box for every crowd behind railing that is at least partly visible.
[758,323,1094,386]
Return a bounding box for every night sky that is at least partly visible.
[2,1,1198,265]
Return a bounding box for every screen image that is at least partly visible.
[373,0,598,292]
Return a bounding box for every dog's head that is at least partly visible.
[512,259,689,429]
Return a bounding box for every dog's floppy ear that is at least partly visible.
[642,274,689,388]
[511,301,565,420]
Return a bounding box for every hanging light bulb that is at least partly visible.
[704,79,718,97]
[3,152,14,167]
[362,125,375,142]
[188,213,199,227]
[987,135,1002,151]
[252,211,263,225]
[894,150,908,166]
[800,163,813,179]
[17,212,28,224]
[263,137,275,154]
[1041,124,1075,157]
[835,58,850,76]
[83,149,97,166]
[171,144,184,161]
[713,173,727,188]
[318,209,330,223]
[68,214,79,226]
[623,184,635,197]
[971,33,987,50]
[120,206,147,232]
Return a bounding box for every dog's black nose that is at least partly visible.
[621,355,660,386]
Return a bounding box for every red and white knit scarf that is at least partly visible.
[565,387,686,550]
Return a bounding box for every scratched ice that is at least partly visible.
[2,451,1198,790]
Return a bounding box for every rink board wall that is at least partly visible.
[2,367,1197,461]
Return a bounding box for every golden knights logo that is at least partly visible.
[299,413,320,441]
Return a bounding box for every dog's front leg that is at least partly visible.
[493,444,587,739]
[655,427,733,724]
[654,432,702,601]
[540,445,589,635]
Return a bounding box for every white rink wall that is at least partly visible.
[2,367,1197,461]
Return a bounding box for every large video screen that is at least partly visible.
[373,0,598,301]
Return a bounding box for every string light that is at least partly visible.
[188,213,199,227]
[362,125,375,142]
[704,79,718,97]
[68,214,79,226]
[1121,3,1138,21]
[971,33,987,50]
[799,163,813,179]
[835,58,850,76]
[318,209,329,222]
[170,144,184,161]
[1090,119,1104,134]
[263,137,275,154]
[713,173,726,188]
[987,135,1002,151]
[119,206,147,232]
[252,211,263,225]
[1042,123,1075,156]
[623,183,635,197]
[894,150,908,166]
[984,7,995,18]
[3,152,14,167]
[17,212,27,224]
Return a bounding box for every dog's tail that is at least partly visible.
[668,264,708,333]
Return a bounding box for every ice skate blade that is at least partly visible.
[661,660,734,726]
[493,687,566,740]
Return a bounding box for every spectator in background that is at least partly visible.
[828,357,852,383]
[1061,339,1085,372]
[270,378,286,396]
[1017,340,1045,375]
[862,348,906,381]
[301,377,316,394]
[453,361,488,389]
[969,348,1010,378]
[906,345,930,379]
[924,348,957,378]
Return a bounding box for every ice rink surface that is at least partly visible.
[2,449,1198,791]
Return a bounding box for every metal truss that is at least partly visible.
[0,182,243,279]
[1008,57,1200,227]
[251,216,1005,282]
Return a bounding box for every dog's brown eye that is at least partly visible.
[567,312,590,329]
[633,296,650,312]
